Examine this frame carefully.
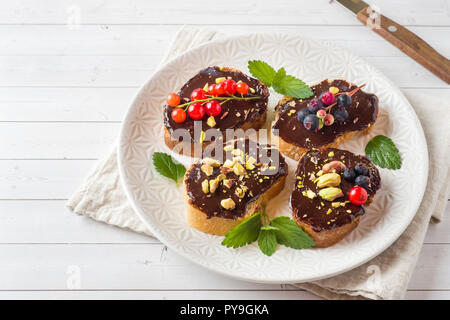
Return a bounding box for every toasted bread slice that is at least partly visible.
[164,66,269,157]
[291,148,381,247]
[183,138,288,235]
[272,79,378,161]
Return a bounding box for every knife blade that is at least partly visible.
[336,0,450,84]
[336,0,368,15]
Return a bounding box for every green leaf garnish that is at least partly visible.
[152,152,186,185]
[270,216,315,249]
[222,210,314,255]
[258,228,277,256]
[365,135,402,170]
[248,60,313,99]
[248,60,277,87]
[221,212,262,248]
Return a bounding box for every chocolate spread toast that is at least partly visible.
[272,79,379,160]
[164,66,269,157]
[291,148,381,247]
[183,138,288,235]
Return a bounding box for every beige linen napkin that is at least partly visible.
[67,26,450,300]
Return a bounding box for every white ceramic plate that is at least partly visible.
[118,33,428,283]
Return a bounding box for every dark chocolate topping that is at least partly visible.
[185,138,287,219]
[272,79,378,149]
[291,148,381,232]
[164,66,269,143]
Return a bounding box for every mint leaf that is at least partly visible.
[273,72,313,98]
[271,67,287,93]
[248,60,277,87]
[365,135,402,170]
[222,213,262,248]
[271,216,315,249]
[152,152,186,185]
[258,228,277,256]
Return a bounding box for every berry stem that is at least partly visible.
[177,95,260,111]
[324,84,365,112]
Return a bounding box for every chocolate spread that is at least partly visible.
[272,80,378,149]
[163,66,269,143]
[185,139,288,219]
[291,148,381,232]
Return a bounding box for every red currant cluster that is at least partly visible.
[167,79,252,124]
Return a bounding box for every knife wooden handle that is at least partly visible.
[357,8,450,84]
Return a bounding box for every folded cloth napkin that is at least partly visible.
[67,26,450,300]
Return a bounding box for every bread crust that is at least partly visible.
[183,174,286,236]
[272,126,373,161]
[293,215,361,248]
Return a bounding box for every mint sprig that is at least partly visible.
[152,152,186,186]
[222,212,262,248]
[248,60,314,99]
[365,135,402,170]
[222,210,315,256]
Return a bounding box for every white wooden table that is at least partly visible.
[0,0,449,300]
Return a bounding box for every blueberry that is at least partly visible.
[337,94,352,108]
[354,175,370,189]
[343,168,356,182]
[307,98,323,113]
[303,114,320,131]
[297,108,312,123]
[333,108,349,123]
[354,163,369,176]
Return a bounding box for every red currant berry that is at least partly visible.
[187,102,205,120]
[190,88,207,101]
[166,93,180,107]
[208,84,218,96]
[215,82,226,95]
[171,108,186,123]
[222,79,237,95]
[348,186,368,205]
[320,91,335,106]
[205,100,222,117]
[236,82,249,95]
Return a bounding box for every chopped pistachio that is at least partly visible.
[326,209,332,215]
[203,83,209,92]
[249,87,255,94]
[206,116,216,127]
[316,173,341,188]
[223,144,234,152]
[319,187,344,201]
[223,179,234,189]
[202,157,221,167]
[233,163,246,176]
[302,190,317,199]
[215,77,226,83]
[201,164,213,176]
[201,180,209,194]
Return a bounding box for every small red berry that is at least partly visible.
[323,113,334,126]
[190,88,207,101]
[236,82,249,95]
[320,91,335,106]
[222,79,237,95]
[166,93,180,107]
[187,102,205,120]
[205,100,222,117]
[215,82,226,95]
[171,108,186,123]
[209,84,218,96]
[348,186,368,205]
